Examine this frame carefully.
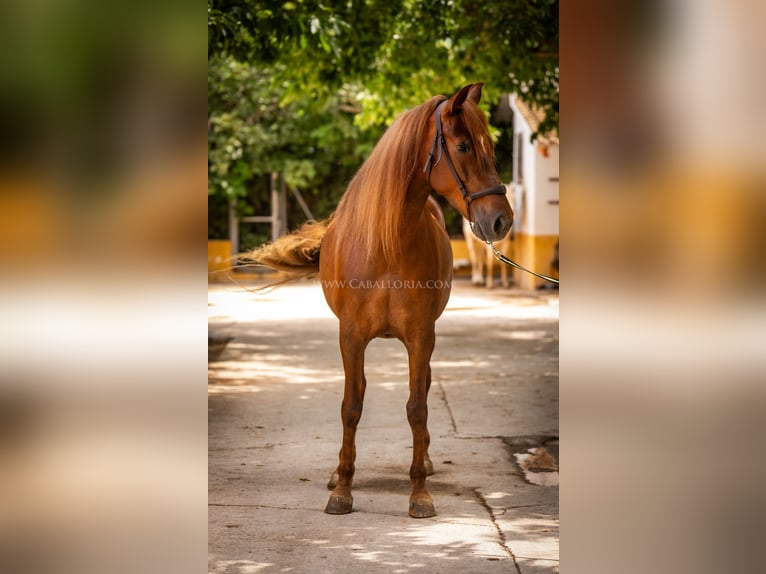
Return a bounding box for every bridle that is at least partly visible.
[422,100,507,224]
[423,99,560,286]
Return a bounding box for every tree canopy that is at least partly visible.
[208,0,558,243]
[208,0,558,131]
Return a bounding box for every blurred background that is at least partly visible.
[0,1,206,573]
[561,1,766,573]
[0,0,764,572]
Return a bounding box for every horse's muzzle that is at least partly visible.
[472,210,513,242]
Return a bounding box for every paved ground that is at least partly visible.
[208,278,559,573]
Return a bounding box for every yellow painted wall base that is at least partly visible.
[208,240,232,281]
[450,239,471,276]
[450,238,515,278]
[210,239,538,283]
[513,234,559,290]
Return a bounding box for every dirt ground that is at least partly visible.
[208,278,559,573]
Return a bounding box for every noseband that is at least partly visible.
[422,100,507,222]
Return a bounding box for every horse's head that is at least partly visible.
[423,83,514,242]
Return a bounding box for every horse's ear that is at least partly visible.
[448,84,474,114]
[467,82,484,105]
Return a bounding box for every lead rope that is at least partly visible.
[488,242,560,285]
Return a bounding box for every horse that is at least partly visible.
[462,185,514,288]
[245,83,513,518]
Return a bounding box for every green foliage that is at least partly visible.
[208,0,558,238]
[208,55,381,239]
[208,0,557,132]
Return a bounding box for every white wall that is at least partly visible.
[533,144,559,236]
[509,94,559,236]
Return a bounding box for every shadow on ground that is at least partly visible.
[209,280,558,573]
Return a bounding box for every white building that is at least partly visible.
[508,93,559,289]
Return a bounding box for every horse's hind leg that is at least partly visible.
[404,329,437,518]
[485,245,495,289]
[325,328,369,515]
[500,238,510,288]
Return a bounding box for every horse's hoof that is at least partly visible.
[424,460,434,476]
[409,496,436,518]
[326,471,339,490]
[324,494,353,515]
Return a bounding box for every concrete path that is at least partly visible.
[209,279,559,573]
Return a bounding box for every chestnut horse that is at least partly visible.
[247,83,513,518]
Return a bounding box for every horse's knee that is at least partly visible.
[406,400,427,428]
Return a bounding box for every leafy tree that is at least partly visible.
[208,0,557,133]
[208,56,381,244]
[208,0,558,241]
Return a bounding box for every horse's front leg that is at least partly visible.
[325,328,368,515]
[404,329,437,518]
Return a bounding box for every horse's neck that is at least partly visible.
[399,184,439,245]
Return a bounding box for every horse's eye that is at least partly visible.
[456,141,471,153]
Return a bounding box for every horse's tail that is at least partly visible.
[239,219,329,283]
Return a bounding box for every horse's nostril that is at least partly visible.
[493,215,508,235]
